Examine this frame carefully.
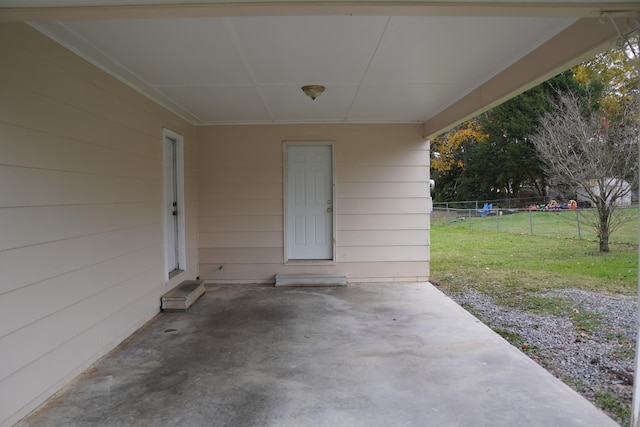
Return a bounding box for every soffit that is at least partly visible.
[3,1,638,136]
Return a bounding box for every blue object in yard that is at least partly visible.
[479,203,493,217]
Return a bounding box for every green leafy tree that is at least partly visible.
[430,120,487,201]
[431,46,637,207]
[474,73,585,201]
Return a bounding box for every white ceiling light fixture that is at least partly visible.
[302,85,325,100]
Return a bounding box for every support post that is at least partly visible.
[610,13,640,427]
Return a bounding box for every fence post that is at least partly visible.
[496,209,500,232]
[576,209,582,240]
[529,209,533,235]
[446,202,450,226]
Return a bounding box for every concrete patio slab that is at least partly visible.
[18,283,617,427]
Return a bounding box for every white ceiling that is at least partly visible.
[14,1,637,129]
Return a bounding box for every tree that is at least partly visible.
[477,72,587,200]
[531,91,639,252]
[430,120,487,201]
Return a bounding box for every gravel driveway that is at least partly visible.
[442,286,637,425]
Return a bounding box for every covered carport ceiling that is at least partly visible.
[2,1,638,137]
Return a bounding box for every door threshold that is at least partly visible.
[275,273,347,287]
[285,259,336,266]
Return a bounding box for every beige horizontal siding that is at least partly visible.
[200,247,284,264]
[340,262,428,281]
[198,142,282,168]
[337,198,431,215]
[3,33,165,137]
[198,181,282,200]
[200,167,283,184]
[0,203,158,251]
[336,148,429,167]
[0,272,163,427]
[338,230,429,247]
[0,123,159,179]
[337,182,428,199]
[201,261,428,284]
[336,165,428,182]
[197,123,430,283]
[0,80,159,159]
[199,199,283,216]
[337,246,429,263]
[199,231,283,248]
[0,224,162,295]
[1,322,101,427]
[0,256,163,381]
[337,214,428,231]
[199,215,282,232]
[0,23,198,427]
[0,166,161,207]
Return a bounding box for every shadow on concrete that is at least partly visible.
[19,283,618,426]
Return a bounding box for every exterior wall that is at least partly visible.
[197,124,430,283]
[0,23,199,427]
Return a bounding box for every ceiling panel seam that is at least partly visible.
[344,15,391,122]
[222,17,275,122]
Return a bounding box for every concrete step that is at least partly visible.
[275,273,347,287]
[161,280,205,311]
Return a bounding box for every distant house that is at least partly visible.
[576,178,633,207]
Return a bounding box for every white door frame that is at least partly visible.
[283,141,336,264]
[163,128,186,281]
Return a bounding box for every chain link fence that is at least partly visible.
[432,200,638,244]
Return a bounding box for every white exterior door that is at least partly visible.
[286,144,334,260]
[163,129,186,280]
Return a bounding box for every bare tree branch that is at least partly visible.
[531,91,639,252]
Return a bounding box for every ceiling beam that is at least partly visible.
[421,16,634,139]
[1,1,639,22]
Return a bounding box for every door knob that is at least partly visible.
[327,208,333,213]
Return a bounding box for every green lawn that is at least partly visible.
[429,210,638,424]
[430,214,638,298]
[432,208,638,245]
